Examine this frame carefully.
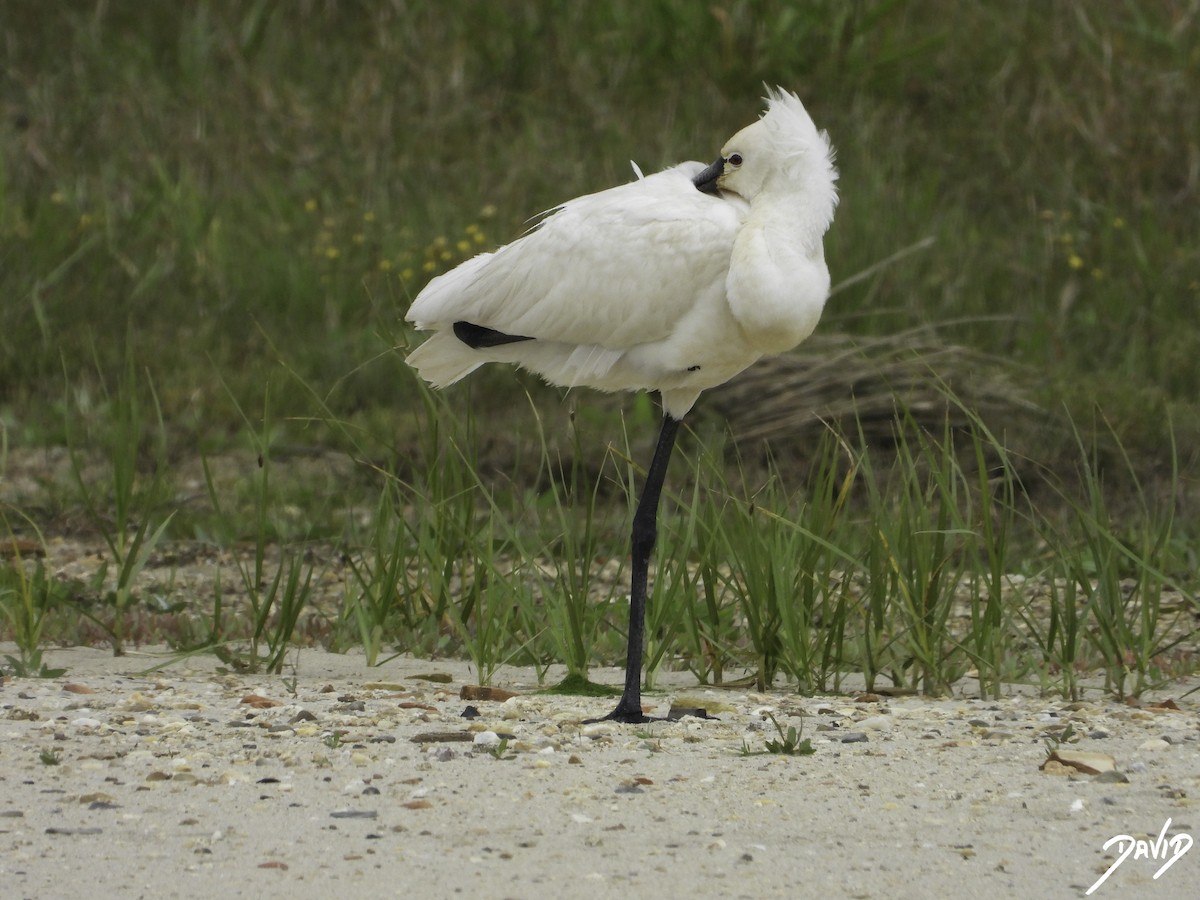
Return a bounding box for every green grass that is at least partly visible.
[1,2,1197,695]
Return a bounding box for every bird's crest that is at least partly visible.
[758,86,838,184]
[743,85,839,229]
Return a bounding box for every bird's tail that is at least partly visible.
[405,331,486,388]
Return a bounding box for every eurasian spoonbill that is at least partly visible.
[406,87,838,722]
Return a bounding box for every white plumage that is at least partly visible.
[405,87,838,723]
[406,86,838,418]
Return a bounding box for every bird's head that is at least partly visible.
[693,87,838,226]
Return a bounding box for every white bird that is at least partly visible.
[406,87,838,722]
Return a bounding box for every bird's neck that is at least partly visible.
[726,192,833,355]
[753,187,835,253]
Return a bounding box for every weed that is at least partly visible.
[63,351,174,654]
[1043,723,1078,757]
[742,712,815,757]
[198,384,315,673]
[485,737,513,760]
[0,515,66,677]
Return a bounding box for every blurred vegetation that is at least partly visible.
[1,0,1198,492]
[1,1,1197,689]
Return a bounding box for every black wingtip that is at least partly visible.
[453,321,535,349]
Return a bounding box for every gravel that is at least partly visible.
[2,646,1197,899]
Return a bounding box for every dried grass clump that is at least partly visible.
[709,328,1040,447]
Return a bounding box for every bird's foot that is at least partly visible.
[583,699,655,725]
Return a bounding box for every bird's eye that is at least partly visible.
[728,153,743,168]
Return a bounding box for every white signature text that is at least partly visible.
[1087,818,1193,895]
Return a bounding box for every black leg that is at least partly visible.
[589,412,682,724]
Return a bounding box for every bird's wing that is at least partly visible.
[406,165,745,351]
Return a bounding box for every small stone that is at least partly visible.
[1040,759,1073,776]
[240,695,281,709]
[460,685,518,702]
[1042,750,1116,775]
[1146,699,1181,711]
[1139,738,1170,752]
[46,827,103,836]
[840,732,869,744]
[411,731,474,744]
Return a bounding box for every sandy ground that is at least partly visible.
[1,645,1196,900]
